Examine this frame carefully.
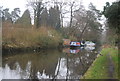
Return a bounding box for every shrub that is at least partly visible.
[2,26,63,49]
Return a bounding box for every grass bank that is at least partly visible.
[2,27,63,52]
[83,45,118,79]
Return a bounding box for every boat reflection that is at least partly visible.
[63,46,95,54]
[63,48,80,54]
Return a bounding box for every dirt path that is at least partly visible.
[107,53,115,78]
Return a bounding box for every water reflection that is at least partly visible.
[63,46,95,54]
[1,46,99,80]
[63,48,80,54]
[1,61,31,80]
[84,46,95,51]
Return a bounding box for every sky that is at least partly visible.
[1,0,27,15]
[0,0,116,25]
[1,0,116,13]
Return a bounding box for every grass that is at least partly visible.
[109,47,118,79]
[2,26,63,49]
[83,45,118,79]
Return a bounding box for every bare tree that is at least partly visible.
[55,2,68,28]
[70,2,102,40]
[27,0,44,28]
[69,1,75,28]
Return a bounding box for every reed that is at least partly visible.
[2,26,63,49]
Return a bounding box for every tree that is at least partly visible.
[48,5,61,29]
[36,2,44,28]
[1,8,13,28]
[2,8,12,23]
[55,5,61,29]
[39,8,48,27]
[0,6,4,21]
[63,1,83,38]
[72,3,102,40]
[103,1,120,34]
[16,9,31,27]
[69,1,75,28]
[11,8,21,23]
[88,3,102,20]
[0,6,3,27]
[53,2,68,28]
[65,1,80,28]
[27,0,44,28]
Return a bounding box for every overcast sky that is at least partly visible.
[0,0,116,25]
[1,0,116,13]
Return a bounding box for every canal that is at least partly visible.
[1,46,101,80]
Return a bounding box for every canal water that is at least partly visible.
[1,46,101,80]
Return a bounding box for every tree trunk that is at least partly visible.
[79,22,88,40]
[69,5,73,28]
[36,2,43,28]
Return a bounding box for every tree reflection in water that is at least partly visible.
[1,46,100,79]
[1,61,31,80]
